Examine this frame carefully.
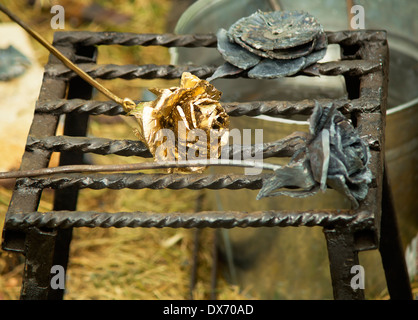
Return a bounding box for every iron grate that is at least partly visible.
[2,29,404,300]
[3,30,388,233]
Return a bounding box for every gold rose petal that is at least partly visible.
[129,72,229,173]
[152,88,179,117]
[180,72,201,88]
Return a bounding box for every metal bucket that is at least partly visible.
[172,0,418,299]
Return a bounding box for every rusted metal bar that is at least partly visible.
[26,136,153,158]
[6,40,72,300]
[25,133,306,159]
[326,30,387,46]
[16,172,269,190]
[321,30,389,300]
[324,228,365,300]
[14,172,377,192]
[44,60,382,80]
[35,98,126,115]
[223,98,380,117]
[51,30,386,48]
[35,97,381,117]
[2,45,69,252]
[5,210,372,230]
[354,30,389,250]
[53,31,218,48]
[20,227,58,300]
[45,63,216,80]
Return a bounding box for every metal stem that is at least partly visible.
[0,3,135,110]
[0,159,281,180]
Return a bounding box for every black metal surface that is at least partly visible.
[324,227,365,300]
[16,172,268,190]
[6,41,74,300]
[53,31,218,48]
[26,136,153,157]
[5,210,372,230]
[44,60,381,80]
[25,133,306,159]
[1,43,68,253]
[51,30,386,48]
[1,28,410,300]
[35,97,380,117]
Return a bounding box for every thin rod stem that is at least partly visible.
[0,160,281,180]
[0,3,127,106]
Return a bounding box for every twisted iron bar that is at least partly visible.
[16,172,269,190]
[26,136,152,158]
[325,30,387,46]
[44,60,382,80]
[35,98,380,116]
[25,133,306,159]
[53,32,218,48]
[36,99,125,115]
[45,63,217,80]
[224,98,380,117]
[5,210,373,230]
[51,30,387,48]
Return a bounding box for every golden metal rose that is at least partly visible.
[126,72,230,172]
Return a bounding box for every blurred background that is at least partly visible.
[0,0,416,299]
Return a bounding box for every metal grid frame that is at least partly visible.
[1,30,412,299]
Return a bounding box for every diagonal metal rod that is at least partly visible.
[0,3,134,110]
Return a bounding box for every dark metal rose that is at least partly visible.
[210,10,327,81]
[257,103,372,208]
[228,10,325,59]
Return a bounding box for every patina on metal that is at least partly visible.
[0,25,412,300]
[257,102,373,209]
[210,10,328,80]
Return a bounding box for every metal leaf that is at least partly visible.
[216,28,261,69]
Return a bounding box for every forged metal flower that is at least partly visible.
[229,10,326,60]
[257,103,372,208]
[209,10,327,81]
[126,72,230,173]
